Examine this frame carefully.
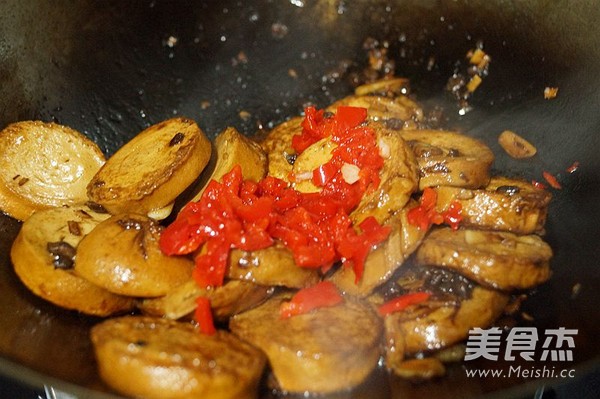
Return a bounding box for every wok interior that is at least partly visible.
[0,0,599,397]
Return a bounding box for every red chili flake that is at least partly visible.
[566,161,580,174]
[279,281,344,318]
[531,180,547,190]
[378,292,431,316]
[194,296,216,335]
[407,188,462,231]
[542,171,562,189]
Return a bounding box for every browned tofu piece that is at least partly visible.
[91,316,266,399]
[230,294,383,394]
[415,227,552,290]
[434,176,551,234]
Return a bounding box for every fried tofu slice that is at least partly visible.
[10,204,134,316]
[0,121,105,221]
[399,130,494,190]
[91,316,266,399]
[433,176,551,234]
[230,293,383,394]
[75,213,194,297]
[416,228,552,290]
[87,118,211,218]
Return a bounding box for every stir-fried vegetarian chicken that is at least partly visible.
[289,120,419,224]
[433,176,551,234]
[189,127,267,203]
[2,75,557,398]
[87,118,211,218]
[91,316,266,399]
[139,279,274,322]
[349,121,419,224]
[230,293,383,394]
[377,266,508,372]
[399,129,494,189]
[227,243,321,288]
[10,204,135,316]
[75,213,194,297]
[329,200,426,297]
[416,228,552,290]
[327,93,423,129]
[0,121,106,221]
[261,116,303,181]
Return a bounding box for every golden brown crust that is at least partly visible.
[399,130,494,189]
[434,176,551,234]
[91,316,266,399]
[10,205,134,316]
[75,213,194,297]
[415,228,552,290]
[87,117,211,217]
[0,121,105,221]
[189,127,267,202]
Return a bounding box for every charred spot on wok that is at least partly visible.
[47,241,76,270]
[169,132,185,147]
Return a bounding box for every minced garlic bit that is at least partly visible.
[239,110,251,121]
[498,130,537,159]
[544,87,559,99]
[294,171,313,181]
[378,138,391,159]
[341,163,361,184]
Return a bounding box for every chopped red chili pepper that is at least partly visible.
[542,171,562,189]
[566,161,580,174]
[378,292,431,316]
[194,296,216,335]
[407,188,462,231]
[279,281,344,318]
[531,180,547,190]
[160,106,391,293]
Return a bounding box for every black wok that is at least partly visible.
[0,0,598,398]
